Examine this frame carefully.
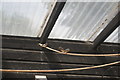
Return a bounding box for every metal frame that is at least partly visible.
[2,35,119,53]
[40,1,120,51]
[2,1,120,80]
[3,72,119,80]
[93,11,120,49]
[2,35,120,79]
[40,1,66,44]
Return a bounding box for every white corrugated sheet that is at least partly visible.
[1,1,54,37]
[105,26,119,43]
[1,1,119,43]
[49,1,119,43]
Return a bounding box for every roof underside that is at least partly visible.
[0,1,120,43]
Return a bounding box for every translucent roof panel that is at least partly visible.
[1,1,119,43]
[49,2,119,42]
[105,26,120,43]
[1,1,54,37]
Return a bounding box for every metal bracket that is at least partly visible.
[35,75,47,80]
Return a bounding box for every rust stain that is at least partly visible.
[87,4,118,41]
[37,0,56,37]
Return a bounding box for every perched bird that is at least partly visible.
[58,47,70,54]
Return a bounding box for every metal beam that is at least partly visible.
[3,72,120,80]
[93,11,120,49]
[40,1,66,44]
[2,35,120,79]
[2,35,120,53]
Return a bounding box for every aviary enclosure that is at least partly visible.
[0,0,120,80]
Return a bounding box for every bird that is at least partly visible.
[58,47,70,54]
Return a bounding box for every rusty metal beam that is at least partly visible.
[93,11,120,49]
[40,1,66,44]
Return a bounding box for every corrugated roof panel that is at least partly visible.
[49,2,119,42]
[105,26,119,43]
[1,1,119,43]
[1,1,54,37]
[0,2,2,34]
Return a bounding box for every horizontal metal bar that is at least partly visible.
[2,48,120,65]
[3,72,120,80]
[2,60,119,76]
[2,35,120,53]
